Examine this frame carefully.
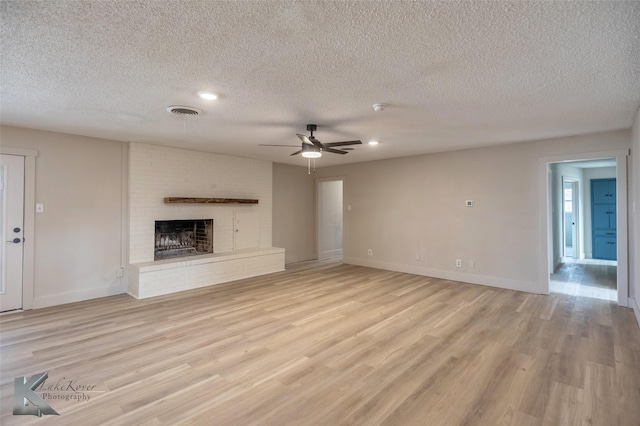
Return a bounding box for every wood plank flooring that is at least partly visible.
[550,261,617,301]
[1,262,640,425]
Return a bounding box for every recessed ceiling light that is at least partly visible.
[197,91,218,100]
[368,140,379,145]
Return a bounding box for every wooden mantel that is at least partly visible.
[164,197,259,204]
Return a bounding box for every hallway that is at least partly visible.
[550,260,617,301]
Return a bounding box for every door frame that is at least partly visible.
[0,147,37,310]
[538,149,629,306]
[316,176,345,261]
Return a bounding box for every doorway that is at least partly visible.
[1,154,25,312]
[317,178,344,261]
[540,151,628,306]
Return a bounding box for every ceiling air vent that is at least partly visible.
[167,105,202,116]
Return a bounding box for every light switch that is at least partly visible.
[465,200,474,207]
[35,203,44,213]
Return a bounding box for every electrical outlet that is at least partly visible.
[368,249,373,256]
[456,259,462,268]
[116,267,124,278]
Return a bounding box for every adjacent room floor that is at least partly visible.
[550,259,617,301]
[1,262,639,425]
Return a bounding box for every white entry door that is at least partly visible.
[234,211,259,251]
[1,154,25,312]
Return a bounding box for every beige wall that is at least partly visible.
[272,164,316,264]
[0,125,126,308]
[311,130,631,294]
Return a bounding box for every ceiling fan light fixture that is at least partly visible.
[301,142,322,158]
[302,150,322,158]
[368,140,379,145]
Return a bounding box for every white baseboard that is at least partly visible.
[630,297,640,329]
[32,283,124,309]
[285,254,317,265]
[343,257,545,294]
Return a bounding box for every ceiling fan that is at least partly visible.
[260,124,362,158]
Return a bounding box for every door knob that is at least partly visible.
[7,238,22,243]
[13,227,21,233]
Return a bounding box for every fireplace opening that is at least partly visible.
[155,219,213,260]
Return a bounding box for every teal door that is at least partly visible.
[591,178,616,260]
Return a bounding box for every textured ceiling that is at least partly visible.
[1,1,639,167]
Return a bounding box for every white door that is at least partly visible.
[1,154,25,312]
[234,211,259,251]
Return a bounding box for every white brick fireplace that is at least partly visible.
[128,143,284,298]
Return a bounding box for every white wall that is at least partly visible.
[129,143,272,264]
[0,125,126,308]
[272,164,316,264]
[313,129,631,294]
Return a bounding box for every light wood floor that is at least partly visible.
[2,262,640,425]
[550,261,617,301]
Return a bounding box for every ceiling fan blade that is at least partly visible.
[289,150,302,156]
[324,148,349,155]
[297,134,312,144]
[309,136,324,148]
[324,140,363,147]
[259,144,302,147]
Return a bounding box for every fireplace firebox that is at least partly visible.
[154,219,213,260]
